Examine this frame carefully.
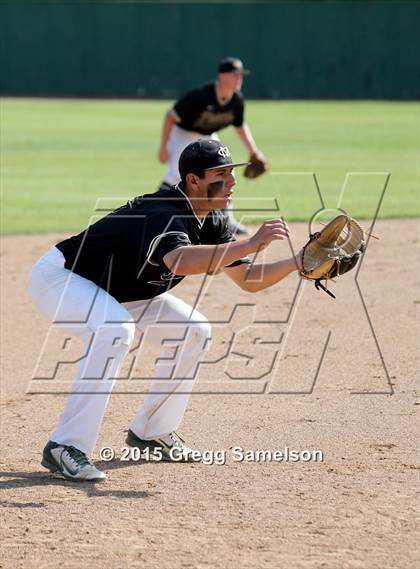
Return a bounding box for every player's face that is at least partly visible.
[220,71,243,92]
[202,167,236,209]
[230,71,244,92]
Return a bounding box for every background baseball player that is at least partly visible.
[158,57,268,235]
[28,139,299,482]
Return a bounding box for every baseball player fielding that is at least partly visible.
[28,139,301,481]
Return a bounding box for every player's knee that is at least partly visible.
[96,322,136,349]
[116,322,136,347]
[189,313,212,349]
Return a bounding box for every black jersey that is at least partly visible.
[56,186,249,303]
[172,82,244,135]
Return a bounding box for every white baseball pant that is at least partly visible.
[28,247,211,455]
[164,125,220,185]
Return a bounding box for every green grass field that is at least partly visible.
[1,98,418,234]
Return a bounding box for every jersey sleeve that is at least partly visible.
[145,214,192,268]
[202,211,251,267]
[232,94,244,128]
[172,88,204,124]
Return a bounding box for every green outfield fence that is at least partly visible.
[0,0,419,99]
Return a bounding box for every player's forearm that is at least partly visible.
[235,124,258,154]
[164,240,255,276]
[242,258,298,292]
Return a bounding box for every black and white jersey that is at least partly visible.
[56,186,250,303]
[172,82,244,135]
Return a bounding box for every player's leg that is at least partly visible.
[209,131,248,235]
[223,201,249,236]
[160,126,205,188]
[29,247,135,479]
[123,293,211,453]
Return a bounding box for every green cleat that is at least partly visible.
[42,441,106,482]
[126,430,196,462]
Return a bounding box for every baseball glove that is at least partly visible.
[243,152,268,179]
[300,215,366,298]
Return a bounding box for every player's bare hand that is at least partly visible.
[158,146,168,164]
[249,219,290,251]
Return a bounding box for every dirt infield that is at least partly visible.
[1,220,419,569]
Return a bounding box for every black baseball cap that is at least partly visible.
[218,57,250,75]
[178,139,249,179]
